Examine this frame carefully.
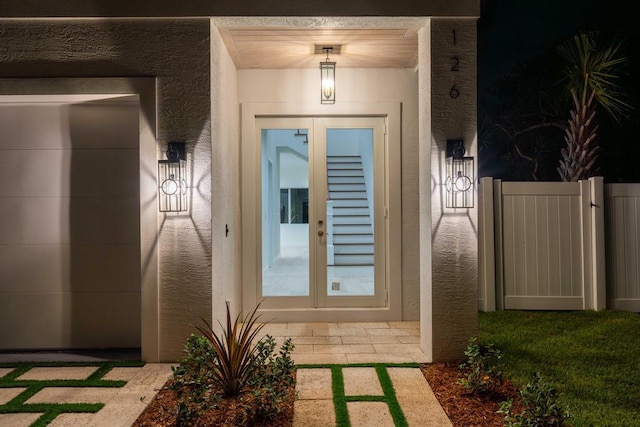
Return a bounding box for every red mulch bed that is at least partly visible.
[134,365,521,426]
[420,362,524,427]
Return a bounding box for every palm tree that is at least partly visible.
[557,32,632,181]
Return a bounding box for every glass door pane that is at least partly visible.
[261,128,310,297]
[315,117,386,308]
[325,128,375,296]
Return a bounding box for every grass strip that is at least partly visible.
[0,360,144,369]
[0,364,33,382]
[32,411,60,427]
[0,379,126,388]
[331,365,350,427]
[0,360,138,425]
[344,395,386,402]
[296,362,418,369]
[0,403,104,413]
[87,363,117,381]
[376,366,409,427]
[2,403,104,427]
[320,364,416,427]
[3,384,45,406]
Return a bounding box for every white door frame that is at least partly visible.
[241,102,402,322]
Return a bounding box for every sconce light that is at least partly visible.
[320,47,336,104]
[445,139,474,208]
[158,141,187,212]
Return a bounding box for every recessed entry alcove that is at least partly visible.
[0,78,158,358]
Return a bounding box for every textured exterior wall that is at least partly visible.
[0,0,480,18]
[427,18,479,361]
[0,19,212,361]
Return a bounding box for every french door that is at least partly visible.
[257,117,386,309]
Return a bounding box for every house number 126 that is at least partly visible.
[450,29,460,98]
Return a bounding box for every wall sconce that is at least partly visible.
[445,139,474,208]
[158,141,187,212]
[320,47,336,104]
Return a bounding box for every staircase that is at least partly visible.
[327,155,374,266]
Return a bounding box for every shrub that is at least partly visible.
[458,337,503,394]
[499,371,573,426]
[171,301,295,426]
[195,301,268,396]
[170,335,219,425]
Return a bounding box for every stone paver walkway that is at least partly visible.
[256,321,427,364]
[0,322,452,426]
[0,363,172,427]
[293,365,452,427]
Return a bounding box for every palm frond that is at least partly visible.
[558,31,632,122]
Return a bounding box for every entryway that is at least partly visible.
[241,104,402,322]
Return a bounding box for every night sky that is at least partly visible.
[478,0,640,181]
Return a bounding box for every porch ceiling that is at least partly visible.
[218,27,419,69]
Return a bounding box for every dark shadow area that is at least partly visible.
[67,100,142,350]
[0,348,141,363]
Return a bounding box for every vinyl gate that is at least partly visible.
[479,177,608,311]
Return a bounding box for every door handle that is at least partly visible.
[318,230,324,236]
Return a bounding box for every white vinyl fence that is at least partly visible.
[605,184,640,312]
[479,176,640,312]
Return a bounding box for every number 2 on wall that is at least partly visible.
[450,56,459,72]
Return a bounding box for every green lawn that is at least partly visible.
[479,310,640,427]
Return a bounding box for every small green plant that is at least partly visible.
[499,371,573,426]
[170,335,219,425]
[458,337,503,394]
[195,301,268,396]
[171,301,296,426]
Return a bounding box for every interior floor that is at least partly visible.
[262,245,374,296]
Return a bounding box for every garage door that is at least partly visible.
[0,97,141,350]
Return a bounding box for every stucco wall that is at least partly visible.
[237,67,420,319]
[0,19,213,361]
[0,0,480,18]
[426,18,479,361]
[210,26,242,326]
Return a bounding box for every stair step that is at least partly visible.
[334,244,374,254]
[328,183,366,192]
[332,207,370,216]
[334,235,374,244]
[327,155,361,161]
[327,162,363,170]
[331,199,368,208]
[327,169,365,177]
[328,176,366,184]
[333,225,373,235]
[329,191,367,199]
[333,216,371,225]
[333,254,375,265]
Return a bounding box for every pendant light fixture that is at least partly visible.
[320,47,336,104]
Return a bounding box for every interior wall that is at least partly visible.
[238,67,420,319]
[0,19,213,361]
[0,101,141,349]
